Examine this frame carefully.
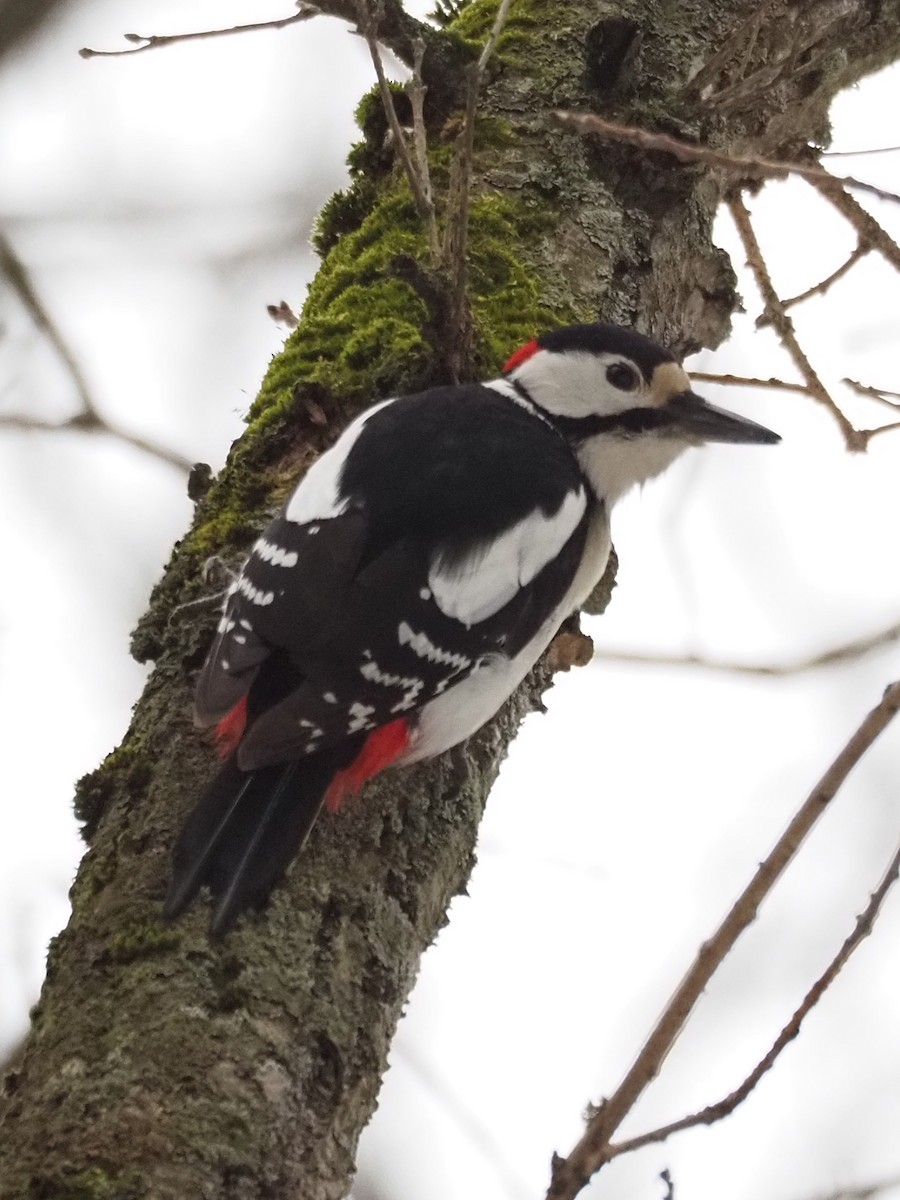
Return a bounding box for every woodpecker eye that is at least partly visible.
[606,362,640,392]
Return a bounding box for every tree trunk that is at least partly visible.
[2,2,898,1196]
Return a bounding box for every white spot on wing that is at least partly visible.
[348,701,376,732]
[254,536,299,568]
[397,622,471,673]
[236,576,274,606]
[427,487,586,625]
[360,659,424,710]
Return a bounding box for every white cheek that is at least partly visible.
[514,349,643,419]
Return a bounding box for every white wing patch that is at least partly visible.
[236,575,275,607]
[427,486,587,626]
[285,398,395,524]
[254,536,299,568]
[397,622,472,673]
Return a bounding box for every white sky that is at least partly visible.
[1,5,899,1200]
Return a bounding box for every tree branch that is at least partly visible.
[551,111,900,205]
[595,617,900,677]
[0,231,191,472]
[79,7,320,59]
[600,837,900,1159]
[805,176,900,274]
[357,0,440,258]
[728,194,864,450]
[547,680,900,1200]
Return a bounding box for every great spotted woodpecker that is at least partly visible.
[165,323,779,934]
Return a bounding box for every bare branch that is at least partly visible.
[843,379,900,411]
[407,38,435,214]
[0,230,97,419]
[691,370,809,395]
[79,7,319,59]
[691,370,900,448]
[441,0,514,377]
[357,0,439,258]
[774,242,869,316]
[551,111,900,205]
[476,0,514,71]
[728,194,863,449]
[601,838,900,1160]
[0,230,192,472]
[822,144,900,158]
[805,176,900,274]
[546,679,900,1200]
[595,617,900,677]
[0,411,193,473]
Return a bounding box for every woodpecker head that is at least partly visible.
[502,323,780,506]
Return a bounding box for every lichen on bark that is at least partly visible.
[3,1,899,1197]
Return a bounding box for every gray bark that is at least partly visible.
[1,1,898,1197]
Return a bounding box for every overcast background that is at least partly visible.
[1,4,899,1199]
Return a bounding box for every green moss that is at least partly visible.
[75,735,153,841]
[446,0,543,59]
[130,11,584,668]
[312,179,377,257]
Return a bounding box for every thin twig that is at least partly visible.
[857,420,900,446]
[691,371,809,395]
[595,617,900,677]
[728,194,862,450]
[407,39,434,213]
[551,112,900,206]
[79,7,319,59]
[441,0,514,377]
[0,231,97,418]
[546,680,900,1200]
[601,839,900,1161]
[0,412,193,473]
[843,379,900,411]
[690,372,900,447]
[357,0,439,258]
[822,144,900,158]
[476,0,514,71]
[805,176,900,274]
[1,231,191,471]
[773,242,869,317]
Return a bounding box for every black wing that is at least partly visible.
[195,384,589,768]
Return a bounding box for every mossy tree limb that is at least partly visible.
[2,2,899,1197]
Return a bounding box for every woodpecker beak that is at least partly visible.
[667,392,781,445]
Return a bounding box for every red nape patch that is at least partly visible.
[502,338,539,374]
[213,696,249,758]
[324,718,410,814]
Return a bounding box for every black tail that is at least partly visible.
[164,741,361,937]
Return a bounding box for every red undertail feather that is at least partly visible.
[324,718,410,813]
[502,338,539,374]
[214,696,249,758]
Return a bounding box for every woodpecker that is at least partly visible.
[165,322,779,934]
